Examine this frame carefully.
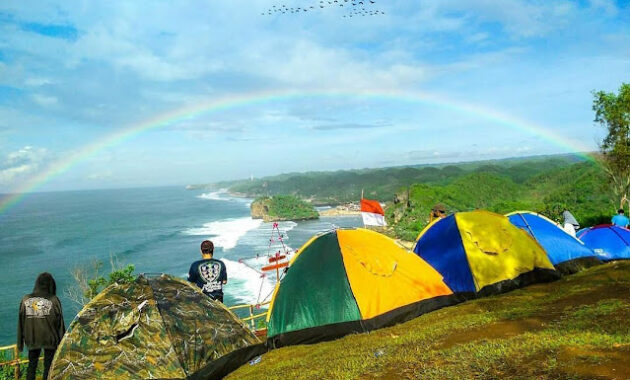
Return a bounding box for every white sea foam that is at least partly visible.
[242,255,270,266]
[197,191,226,201]
[260,220,297,234]
[197,189,253,207]
[281,221,297,232]
[236,221,298,256]
[223,258,276,304]
[182,217,263,250]
[259,221,298,244]
[241,247,295,268]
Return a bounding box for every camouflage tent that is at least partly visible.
[49,274,264,380]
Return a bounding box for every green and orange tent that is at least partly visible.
[266,228,461,347]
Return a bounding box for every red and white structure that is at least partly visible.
[360,198,387,227]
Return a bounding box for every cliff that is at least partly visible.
[251,195,319,222]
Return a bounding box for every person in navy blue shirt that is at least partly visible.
[612,209,630,228]
[188,240,228,302]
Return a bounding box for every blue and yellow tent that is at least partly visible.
[414,210,559,297]
[266,228,462,348]
[507,211,601,274]
[577,224,630,261]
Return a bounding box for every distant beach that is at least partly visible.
[318,203,361,217]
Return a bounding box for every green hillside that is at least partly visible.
[388,161,614,241]
[228,261,630,380]
[214,155,581,206]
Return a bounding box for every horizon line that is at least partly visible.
[0,150,598,198]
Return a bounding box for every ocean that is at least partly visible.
[0,186,362,344]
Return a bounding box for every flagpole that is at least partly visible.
[361,189,365,228]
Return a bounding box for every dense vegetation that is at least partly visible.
[229,261,630,380]
[388,160,614,241]
[211,154,615,241]
[216,155,580,205]
[251,195,319,222]
[197,154,618,241]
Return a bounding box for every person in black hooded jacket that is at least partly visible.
[17,273,65,380]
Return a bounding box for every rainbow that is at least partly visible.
[0,89,596,215]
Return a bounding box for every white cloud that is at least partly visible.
[466,32,489,44]
[432,0,578,38]
[31,94,58,106]
[24,77,53,87]
[69,25,221,81]
[86,171,113,180]
[588,0,619,16]
[0,146,48,184]
[245,39,431,91]
[403,144,534,164]
[407,150,463,161]
[311,122,390,131]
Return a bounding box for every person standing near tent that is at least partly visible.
[562,210,580,236]
[429,203,447,223]
[188,240,228,302]
[17,272,65,380]
[612,209,630,228]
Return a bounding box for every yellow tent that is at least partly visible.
[414,210,559,296]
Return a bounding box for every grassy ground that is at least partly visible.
[229,261,630,380]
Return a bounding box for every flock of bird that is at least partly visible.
[261,0,385,17]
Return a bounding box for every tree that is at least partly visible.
[593,83,630,209]
[65,255,135,306]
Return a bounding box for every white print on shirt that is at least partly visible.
[202,282,223,293]
[199,262,223,293]
[24,297,52,318]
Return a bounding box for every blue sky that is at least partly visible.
[0,0,629,192]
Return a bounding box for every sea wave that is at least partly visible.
[197,189,230,201]
[236,220,298,256]
[223,258,276,304]
[257,220,298,234]
[182,217,263,250]
[197,189,253,207]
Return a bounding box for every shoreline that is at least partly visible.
[207,189,366,220]
[318,208,361,217]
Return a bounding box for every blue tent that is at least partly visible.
[507,211,601,274]
[576,225,630,261]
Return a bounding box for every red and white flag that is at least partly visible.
[360,198,387,226]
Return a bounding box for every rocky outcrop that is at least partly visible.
[250,196,319,222]
[251,199,269,220]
